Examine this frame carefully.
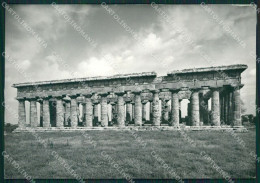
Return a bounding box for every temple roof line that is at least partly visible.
[12,64,248,88]
[167,64,247,75]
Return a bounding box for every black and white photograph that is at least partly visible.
[2,2,258,181]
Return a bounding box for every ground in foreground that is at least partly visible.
[4,127,256,179]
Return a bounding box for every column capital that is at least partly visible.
[132,90,142,94]
[210,87,222,92]
[37,98,43,103]
[99,92,109,97]
[69,94,78,99]
[230,84,244,90]
[191,88,201,93]
[16,97,25,101]
[142,89,150,93]
[150,89,160,94]
[63,95,71,101]
[54,96,63,99]
[201,86,210,90]
[180,87,189,91]
[169,88,180,93]
[115,91,125,96]
[27,97,37,101]
[92,99,99,104]
[142,100,148,104]
[160,88,170,92]
[83,94,92,98]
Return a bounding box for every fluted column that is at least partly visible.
[132,102,135,123]
[29,99,37,127]
[161,99,165,123]
[100,93,108,127]
[224,91,229,124]
[70,95,78,128]
[232,85,242,126]
[63,96,71,126]
[93,101,99,126]
[84,94,93,127]
[163,100,170,122]
[228,91,233,125]
[220,93,225,124]
[17,99,26,128]
[142,100,147,122]
[211,88,220,126]
[149,100,153,122]
[133,91,142,126]
[116,92,125,127]
[43,97,50,127]
[179,100,182,124]
[170,89,179,126]
[111,103,116,124]
[152,90,160,126]
[56,97,64,127]
[126,102,132,123]
[190,90,200,126]
[37,99,43,127]
[202,99,209,125]
[199,94,204,125]
[187,102,191,125]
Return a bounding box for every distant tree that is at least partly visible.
[4,123,18,133]
[248,114,254,123]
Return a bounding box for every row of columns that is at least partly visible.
[17,86,242,128]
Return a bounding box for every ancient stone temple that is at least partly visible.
[13,64,247,129]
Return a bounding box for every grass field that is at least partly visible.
[4,127,256,179]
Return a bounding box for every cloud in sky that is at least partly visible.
[5,4,256,124]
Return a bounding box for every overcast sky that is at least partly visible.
[5,4,256,124]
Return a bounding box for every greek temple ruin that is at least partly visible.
[13,64,247,129]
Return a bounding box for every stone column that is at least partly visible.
[202,99,209,125]
[65,102,70,126]
[126,102,132,123]
[82,102,86,124]
[199,94,204,125]
[56,97,64,127]
[133,91,142,126]
[116,92,125,127]
[228,91,233,125]
[70,95,78,128]
[224,91,229,124]
[187,102,191,126]
[43,97,50,127]
[232,85,242,126]
[161,99,165,123]
[149,100,153,122]
[190,90,200,126]
[142,100,147,122]
[163,100,170,122]
[100,93,108,127]
[170,89,179,126]
[37,99,43,127]
[93,101,99,126]
[111,103,116,124]
[85,94,93,127]
[30,99,38,127]
[17,99,26,128]
[220,93,225,124]
[179,100,182,124]
[211,88,220,126]
[132,102,135,123]
[152,90,160,126]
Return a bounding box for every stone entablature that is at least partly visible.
[13,64,247,129]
